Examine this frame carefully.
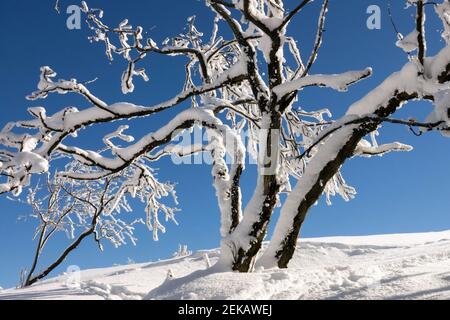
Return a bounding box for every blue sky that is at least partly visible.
[0,0,449,288]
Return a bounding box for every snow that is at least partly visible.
[345,63,420,116]
[424,89,450,137]
[13,152,49,174]
[2,0,450,291]
[346,44,450,118]
[436,1,450,44]
[260,125,357,267]
[354,140,413,157]
[396,30,419,53]
[2,230,450,300]
[273,68,372,97]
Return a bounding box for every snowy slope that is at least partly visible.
[1,230,450,300]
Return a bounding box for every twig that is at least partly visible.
[295,116,446,161]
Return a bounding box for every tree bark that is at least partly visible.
[218,112,282,272]
[24,227,95,287]
[261,91,419,269]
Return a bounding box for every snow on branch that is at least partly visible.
[295,115,449,163]
[262,10,450,267]
[436,1,450,44]
[416,0,427,66]
[0,0,263,203]
[81,1,254,93]
[207,0,269,99]
[396,1,427,66]
[294,0,328,78]
[18,159,178,285]
[355,140,413,157]
[27,66,112,114]
[273,68,373,97]
[0,57,249,193]
[7,0,450,273]
[57,108,244,179]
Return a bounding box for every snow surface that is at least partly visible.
[2,230,450,300]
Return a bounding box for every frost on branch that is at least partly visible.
[56,160,179,244]
[105,164,179,241]
[27,66,109,114]
[0,122,49,196]
[18,160,177,286]
[6,0,450,275]
[7,0,372,272]
[260,0,450,269]
[273,68,372,96]
[436,1,450,44]
[82,3,222,94]
[396,30,419,53]
[355,139,413,157]
[424,89,450,137]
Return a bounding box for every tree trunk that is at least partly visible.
[217,113,281,272]
[260,91,418,269]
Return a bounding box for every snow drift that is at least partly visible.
[1,230,450,300]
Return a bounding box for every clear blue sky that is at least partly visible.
[1,0,449,289]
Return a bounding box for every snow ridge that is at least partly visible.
[2,231,450,300]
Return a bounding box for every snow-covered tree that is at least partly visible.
[20,160,176,286]
[2,0,450,273]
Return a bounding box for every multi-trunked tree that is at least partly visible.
[2,1,450,284]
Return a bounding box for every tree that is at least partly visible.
[20,161,176,286]
[1,0,450,274]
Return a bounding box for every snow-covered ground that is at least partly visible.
[1,230,450,300]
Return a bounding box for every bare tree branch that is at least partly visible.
[417,0,427,67]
